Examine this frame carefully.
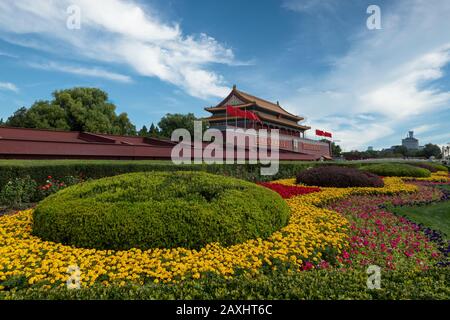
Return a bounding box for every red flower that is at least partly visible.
[302,261,314,271]
[342,251,350,259]
[258,183,320,199]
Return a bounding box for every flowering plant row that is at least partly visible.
[257,182,320,198]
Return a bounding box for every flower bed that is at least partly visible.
[412,171,449,182]
[327,184,446,270]
[257,182,320,198]
[1,184,351,289]
[0,173,446,294]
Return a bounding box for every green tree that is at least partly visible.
[113,112,136,135]
[138,125,149,137]
[320,139,342,157]
[25,101,70,130]
[158,113,198,138]
[392,145,408,157]
[148,123,160,137]
[5,87,136,135]
[420,143,442,159]
[6,107,30,128]
[331,142,342,157]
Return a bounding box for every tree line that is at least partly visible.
[342,144,442,160]
[0,87,200,139]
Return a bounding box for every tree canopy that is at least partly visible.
[157,113,199,138]
[6,87,136,135]
[418,143,442,159]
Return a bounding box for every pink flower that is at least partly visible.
[342,251,350,259]
[404,251,413,258]
[302,261,314,271]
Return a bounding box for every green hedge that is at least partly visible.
[1,160,440,193]
[359,163,431,177]
[0,160,323,191]
[32,171,290,250]
[2,268,448,300]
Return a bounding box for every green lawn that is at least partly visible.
[438,185,450,192]
[392,198,450,239]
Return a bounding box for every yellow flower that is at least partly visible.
[0,176,418,288]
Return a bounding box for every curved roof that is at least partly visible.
[205,86,304,121]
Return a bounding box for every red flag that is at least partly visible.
[226,105,239,117]
[244,110,261,122]
[226,105,261,123]
[316,129,332,138]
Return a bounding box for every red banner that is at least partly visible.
[226,105,261,122]
[315,129,332,138]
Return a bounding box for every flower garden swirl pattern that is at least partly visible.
[0,175,446,291]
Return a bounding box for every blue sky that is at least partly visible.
[0,0,449,151]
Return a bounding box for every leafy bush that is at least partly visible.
[296,166,384,188]
[410,162,448,172]
[360,163,431,178]
[2,268,448,300]
[32,171,290,250]
[0,176,38,209]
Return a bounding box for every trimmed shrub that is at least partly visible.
[32,171,290,250]
[410,162,448,172]
[360,163,431,177]
[296,166,384,188]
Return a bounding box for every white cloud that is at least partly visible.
[0,0,234,99]
[360,46,450,118]
[29,62,132,83]
[283,0,450,150]
[0,82,19,92]
[412,124,440,135]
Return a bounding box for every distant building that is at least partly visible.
[402,131,419,150]
[367,146,374,151]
